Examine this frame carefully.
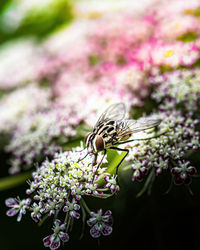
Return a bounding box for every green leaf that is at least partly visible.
[106,149,127,174]
[0,0,73,44]
[76,124,91,136]
[95,149,126,186]
[60,123,91,150]
[62,137,83,150]
[0,171,32,191]
[89,54,100,66]
[177,32,198,42]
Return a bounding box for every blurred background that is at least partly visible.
[0,0,200,250]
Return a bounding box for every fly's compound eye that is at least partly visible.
[95,135,105,152]
[85,132,92,146]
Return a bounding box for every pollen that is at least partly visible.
[173,23,180,30]
[88,11,102,19]
[74,163,80,168]
[184,9,194,15]
[164,50,175,58]
[127,72,133,80]
[178,92,183,99]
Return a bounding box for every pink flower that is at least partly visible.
[133,40,199,72]
[155,14,200,41]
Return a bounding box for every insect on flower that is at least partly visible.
[84,103,161,181]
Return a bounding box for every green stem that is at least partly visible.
[97,239,101,248]
[96,188,109,192]
[170,157,178,167]
[38,213,49,227]
[54,210,59,220]
[136,168,155,198]
[192,175,200,178]
[70,217,74,232]
[79,204,86,240]
[0,170,32,191]
[80,198,91,214]
[186,185,194,196]
[64,211,69,224]
[66,216,71,232]
[164,175,174,195]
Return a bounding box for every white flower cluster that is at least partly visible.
[5,145,117,249]
[122,109,199,185]
[0,84,51,134]
[152,69,200,112]
[5,109,79,174]
[27,145,119,203]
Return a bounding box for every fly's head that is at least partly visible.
[85,132,105,154]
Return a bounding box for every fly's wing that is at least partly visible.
[117,118,161,140]
[95,103,126,127]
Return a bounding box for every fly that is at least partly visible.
[83,103,161,182]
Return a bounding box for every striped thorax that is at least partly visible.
[84,103,161,155]
[85,120,119,154]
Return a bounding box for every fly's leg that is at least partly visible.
[92,149,107,183]
[75,148,87,153]
[92,154,98,166]
[109,147,129,184]
[77,152,89,163]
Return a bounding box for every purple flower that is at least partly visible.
[104,175,120,193]
[154,157,168,176]
[87,209,113,238]
[5,197,31,222]
[31,202,43,222]
[63,199,80,219]
[71,184,84,200]
[171,160,196,185]
[132,160,148,182]
[43,219,69,250]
